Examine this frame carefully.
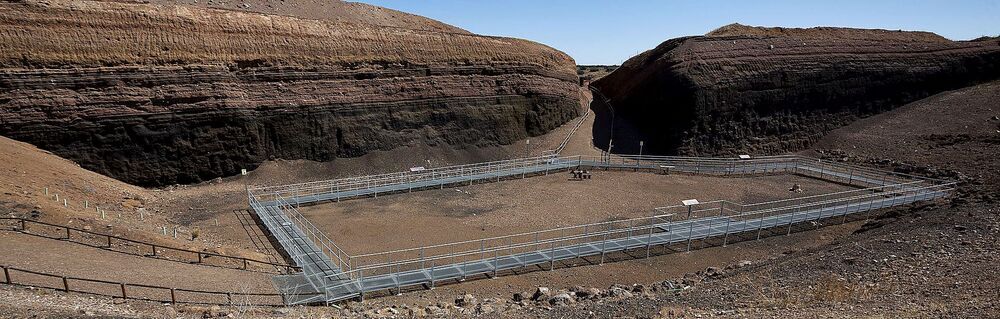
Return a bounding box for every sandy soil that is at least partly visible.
[299,171,855,254]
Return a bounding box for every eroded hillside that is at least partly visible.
[0,0,581,186]
[591,24,1000,156]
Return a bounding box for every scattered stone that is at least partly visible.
[477,303,494,314]
[455,293,477,307]
[789,183,803,192]
[705,266,724,278]
[954,225,968,231]
[992,116,999,121]
[513,291,530,302]
[532,287,551,302]
[571,286,601,299]
[549,293,575,306]
[202,305,226,318]
[736,260,753,268]
[425,305,442,315]
[631,284,648,294]
[607,286,633,298]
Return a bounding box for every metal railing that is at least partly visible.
[553,109,591,154]
[247,154,955,304]
[250,155,565,204]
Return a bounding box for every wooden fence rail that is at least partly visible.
[0,218,298,274]
[0,264,313,306]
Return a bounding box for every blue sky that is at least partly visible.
[354,0,1000,65]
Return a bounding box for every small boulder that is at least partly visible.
[571,286,601,300]
[631,284,647,293]
[705,266,724,278]
[607,287,633,298]
[425,305,443,315]
[532,287,551,302]
[455,294,477,307]
[513,291,530,302]
[549,293,575,306]
[477,303,494,314]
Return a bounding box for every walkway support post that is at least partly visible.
[686,205,694,252]
[645,214,654,258]
[600,224,609,264]
[492,248,499,278]
[723,206,733,247]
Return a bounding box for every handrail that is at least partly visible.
[245,152,955,301]
[0,217,296,273]
[0,264,307,306]
[329,181,953,278]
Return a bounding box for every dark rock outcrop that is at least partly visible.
[0,0,580,186]
[591,24,1000,156]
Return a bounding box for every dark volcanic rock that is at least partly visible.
[591,24,1000,156]
[0,0,579,186]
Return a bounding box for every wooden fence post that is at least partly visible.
[2,266,10,284]
[62,277,69,292]
[170,288,176,304]
[120,283,127,299]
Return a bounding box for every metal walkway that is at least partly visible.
[247,155,953,304]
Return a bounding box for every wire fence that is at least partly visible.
[0,218,297,274]
[0,264,300,306]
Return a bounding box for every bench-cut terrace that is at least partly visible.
[246,155,954,305]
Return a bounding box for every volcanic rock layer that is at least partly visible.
[591,24,1000,156]
[0,0,580,186]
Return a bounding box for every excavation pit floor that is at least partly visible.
[297,170,858,254]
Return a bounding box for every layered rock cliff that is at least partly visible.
[591,24,1000,156]
[0,0,580,186]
